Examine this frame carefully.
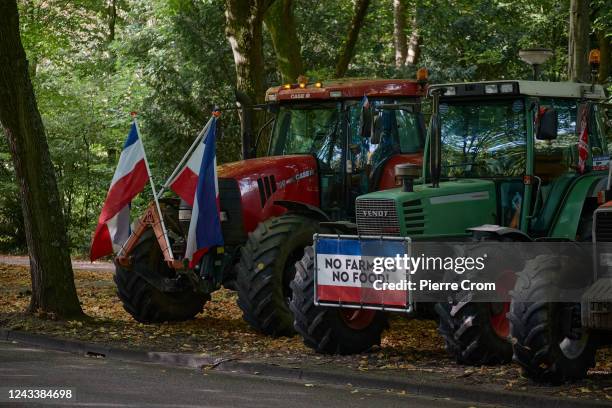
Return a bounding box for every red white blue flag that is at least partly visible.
[578,105,589,173]
[361,95,369,108]
[185,118,224,268]
[90,122,150,261]
[168,119,214,206]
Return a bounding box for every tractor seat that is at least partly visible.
[529,173,577,235]
[534,148,571,182]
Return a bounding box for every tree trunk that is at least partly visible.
[264,0,303,83]
[107,0,117,43]
[334,0,371,78]
[393,0,407,68]
[568,0,590,82]
[596,30,610,83]
[0,0,83,318]
[405,11,421,66]
[225,0,273,157]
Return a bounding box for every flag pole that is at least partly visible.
[132,114,174,260]
[157,117,213,199]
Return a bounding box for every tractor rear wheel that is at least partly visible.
[114,214,207,323]
[508,255,596,383]
[290,246,387,354]
[236,214,319,336]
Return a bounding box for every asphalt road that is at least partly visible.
[0,341,503,408]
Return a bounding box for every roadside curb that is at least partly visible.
[1,328,607,408]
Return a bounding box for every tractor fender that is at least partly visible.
[319,221,358,235]
[467,224,532,242]
[550,174,605,240]
[273,200,330,222]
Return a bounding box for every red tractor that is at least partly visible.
[114,77,427,336]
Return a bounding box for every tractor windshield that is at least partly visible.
[269,103,342,167]
[439,99,527,178]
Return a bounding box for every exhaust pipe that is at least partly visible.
[235,89,253,160]
[429,89,442,188]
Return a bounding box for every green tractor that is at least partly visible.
[508,114,612,384]
[290,78,609,364]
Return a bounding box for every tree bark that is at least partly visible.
[0,0,83,318]
[225,0,273,156]
[334,0,371,78]
[393,0,407,68]
[405,12,421,66]
[107,0,117,43]
[596,30,610,83]
[568,0,590,82]
[264,0,303,83]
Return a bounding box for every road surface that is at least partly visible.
[0,256,113,272]
[0,341,503,407]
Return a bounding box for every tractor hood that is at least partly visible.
[217,155,319,241]
[355,179,498,238]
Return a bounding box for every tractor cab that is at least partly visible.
[259,79,426,221]
[433,81,608,239]
[354,80,608,241]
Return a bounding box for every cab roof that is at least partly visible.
[265,78,425,103]
[429,80,606,100]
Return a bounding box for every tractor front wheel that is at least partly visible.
[435,238,516,365]
[114,228,207,323]
[236,214,319,336]
[435,301,512,365]
[290,246,387,354]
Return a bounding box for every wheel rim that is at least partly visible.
[559,334,589,360]
[339,309,376,330]
[490,302,510,338]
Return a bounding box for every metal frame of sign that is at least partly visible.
[313,233,414,314]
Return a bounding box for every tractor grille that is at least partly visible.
[403,199,425,235]
[595,210,612,242]
[356,199,400,236]
[218,178,246,245]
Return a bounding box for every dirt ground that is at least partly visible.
[1,263,612,402]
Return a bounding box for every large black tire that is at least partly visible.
[236,214,320,336]
[436,301,512,365]
[508,255,596,384]
[435,239,516,365]
[290,246,388,354]
[114,229,207,323]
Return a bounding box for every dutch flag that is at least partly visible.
[167,119,212,205]
[185,117,224,268]
[90,122,150,261]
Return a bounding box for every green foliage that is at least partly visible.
[0,0,608,255]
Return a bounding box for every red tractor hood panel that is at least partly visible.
[218,155,319,233]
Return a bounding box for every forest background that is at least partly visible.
[1,0,609,255]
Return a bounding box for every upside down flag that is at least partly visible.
[578,105,589,174]
[168,119,213,205]
[90,122,150,261]
[185,117,224,268]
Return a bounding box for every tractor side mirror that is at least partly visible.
[536,107,558,140]
[360,104,372,139]
[371,113,384,145]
